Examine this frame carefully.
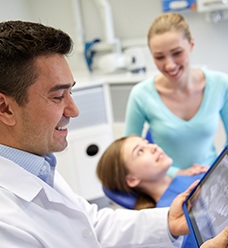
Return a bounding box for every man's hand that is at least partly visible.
[168,180,199,237]
[200,227,228,248]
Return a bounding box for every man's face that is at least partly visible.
[13,54,79,155]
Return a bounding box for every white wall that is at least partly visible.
[0,0,31,21]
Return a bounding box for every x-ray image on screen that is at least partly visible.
[187,152,228,246]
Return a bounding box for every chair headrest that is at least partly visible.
[102,186,137,209]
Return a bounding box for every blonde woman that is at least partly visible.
[125,12,228,178]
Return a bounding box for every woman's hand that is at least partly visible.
[176,164,209,176]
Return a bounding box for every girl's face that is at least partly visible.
[149,30,194,82]
[122,136,173,187]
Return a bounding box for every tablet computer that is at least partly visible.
[183,145,228,247]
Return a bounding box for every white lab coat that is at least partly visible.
[0,156,183,248]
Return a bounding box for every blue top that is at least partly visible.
[125,68,228,177]
[157,174,204,248]
[156,174,203,207]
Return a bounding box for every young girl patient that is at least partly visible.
[96,135,208,210]
[96,136,209,248]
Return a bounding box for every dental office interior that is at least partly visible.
[2,0,227,208]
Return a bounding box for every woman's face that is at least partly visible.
[122,136,173,185]
[149,30,194,82]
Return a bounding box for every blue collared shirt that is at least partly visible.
[0,144,56,187]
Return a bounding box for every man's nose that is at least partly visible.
[65,95,80,118]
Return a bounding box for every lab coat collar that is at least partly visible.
[0,156,43,202]
[0,156,79,211]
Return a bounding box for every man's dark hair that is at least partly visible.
[0,20,73,105]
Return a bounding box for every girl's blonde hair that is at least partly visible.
[147,12,192,44]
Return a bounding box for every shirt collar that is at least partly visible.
[0,145,56,186]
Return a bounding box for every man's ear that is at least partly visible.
[125,174,141,188]
[0,93,16,126]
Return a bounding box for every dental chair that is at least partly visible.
[102,128,153,209]
[102,186,137,209]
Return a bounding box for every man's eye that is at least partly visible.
[54,95,64,101]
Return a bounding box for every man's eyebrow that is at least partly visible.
[48,81,76,93]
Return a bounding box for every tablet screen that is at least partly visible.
[184,147,228,247]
